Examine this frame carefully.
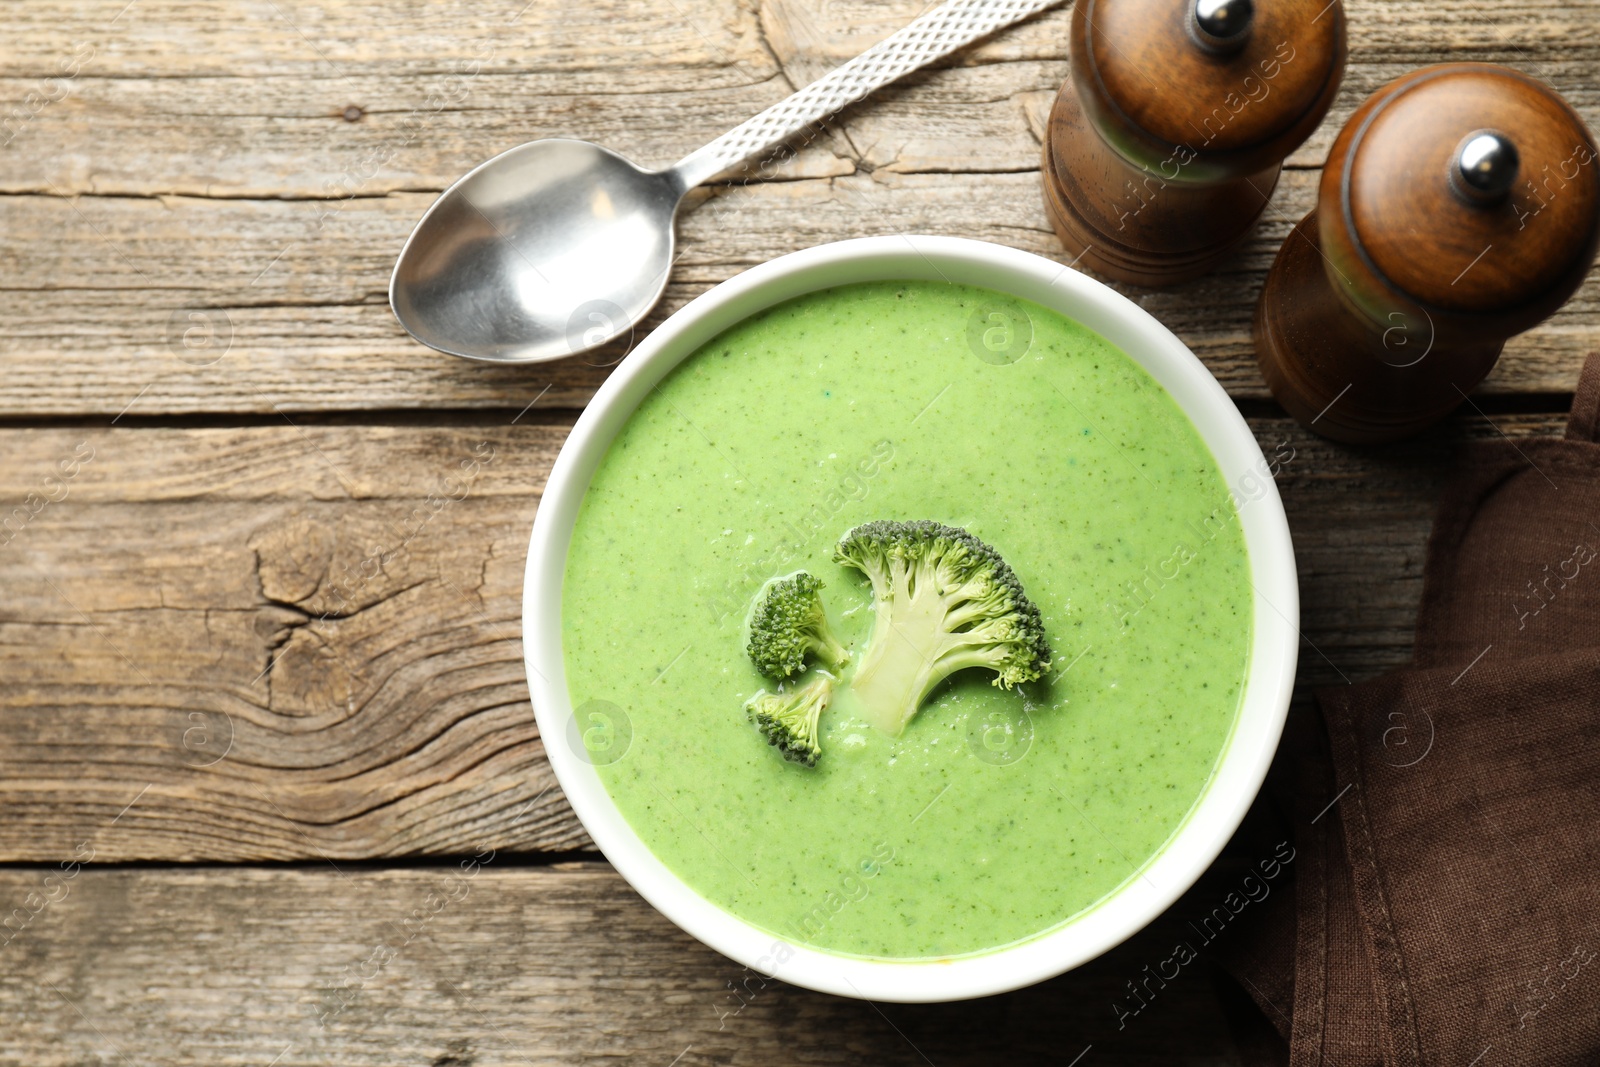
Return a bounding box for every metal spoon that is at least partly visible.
[390,0,1062,364]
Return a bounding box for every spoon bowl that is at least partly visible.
[391,139,684,363]
[390,0,1064,364]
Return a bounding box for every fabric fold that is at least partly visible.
[1219,352,1600,1065]
[1320,653,1600,1065]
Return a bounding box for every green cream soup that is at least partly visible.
[561,280,1252,959]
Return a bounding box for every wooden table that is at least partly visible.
[2,1,1595,1062]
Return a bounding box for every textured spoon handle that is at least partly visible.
[672,0,1063,188]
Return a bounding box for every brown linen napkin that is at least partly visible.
[1219,741,1385,1067]
[1221,353,1600,1065]
[1317,651,1600,1065]
[1413,355,1600,667]
[1285,766,1384,1067]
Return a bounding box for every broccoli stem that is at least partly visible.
[809,627,851,671]
[849,654,931,737]
[847,558,1017,735]
[848,582,944,735]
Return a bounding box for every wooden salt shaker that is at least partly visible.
[1256,64,1600,443]
[1042,0,1346,287]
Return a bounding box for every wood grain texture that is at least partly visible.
[1042,81,1284,286]
[0,413,1570,862]
[1255,64,1600,442]
[0,422,585,861]
[0,0,1596,415]
[1074,0,1345,167]
[0,861,1275,1066]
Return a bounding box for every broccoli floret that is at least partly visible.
[746,673,835,767]
[834,520,1051,735]
[745,571,850,679]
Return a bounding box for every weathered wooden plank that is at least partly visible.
[0,413,1570,861]
[2,170,1597,417]
[0,0,774,79]
[0,422,585,861]
[3,0,1594,193]
[0,861,1270,1065]
[0,0,1596,415]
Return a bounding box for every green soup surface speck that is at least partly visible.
[561,280,1252,959]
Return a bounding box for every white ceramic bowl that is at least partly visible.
[524,235,1299,1003]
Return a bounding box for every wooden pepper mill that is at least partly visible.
[1256,64,1600,443]
[1042,0,1346,286]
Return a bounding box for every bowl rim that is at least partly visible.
[523,234,1299,1003]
